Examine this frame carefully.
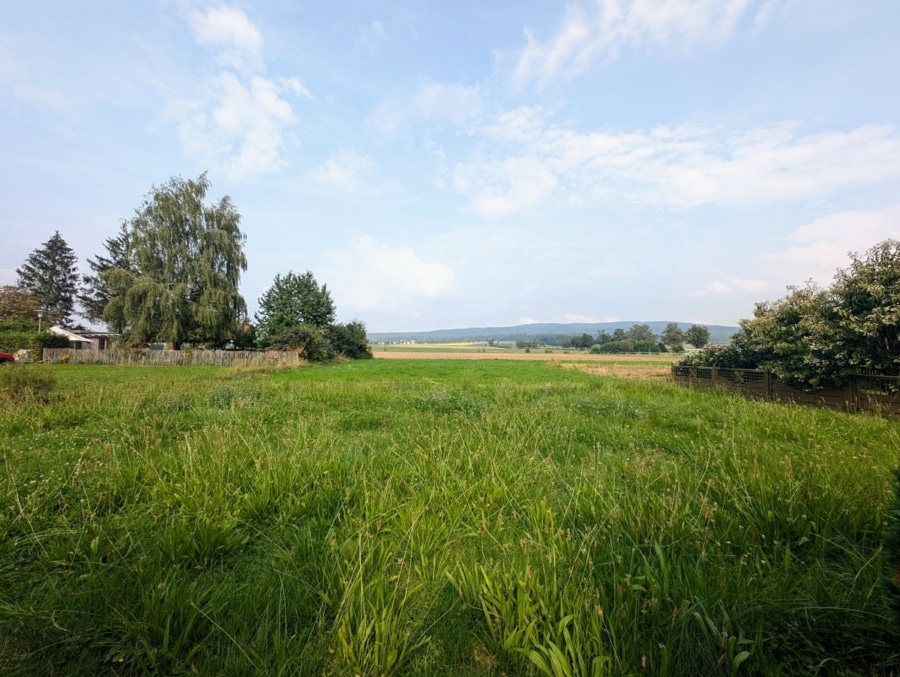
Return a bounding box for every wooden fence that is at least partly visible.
[672,365,900,416]
[42,348,306,367]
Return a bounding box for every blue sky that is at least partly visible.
[2,1,899,332]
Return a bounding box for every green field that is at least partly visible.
[2,361,898,675]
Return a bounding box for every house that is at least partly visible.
[49,326,119,350]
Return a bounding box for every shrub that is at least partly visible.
[327,321,372,359]
[0,365,55,404]
[270,324,332,363]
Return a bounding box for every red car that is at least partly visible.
[0,352,15,364]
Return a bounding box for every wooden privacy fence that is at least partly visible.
[42,348,306,367]
[672,365,900,416]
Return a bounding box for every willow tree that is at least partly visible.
[102,174,247,348]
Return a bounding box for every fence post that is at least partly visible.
[765,370,772,401]
[844,376,858,412]
[711,366,718,388]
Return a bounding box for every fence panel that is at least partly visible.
[42,348,305,367]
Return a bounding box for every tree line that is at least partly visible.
[511,323,711,353]
[5,174,371,361]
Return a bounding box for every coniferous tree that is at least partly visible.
[16,231,79,327]
[79,223,135,325]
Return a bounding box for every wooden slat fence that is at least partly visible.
[672,366,900,416]
[42,348,306,367]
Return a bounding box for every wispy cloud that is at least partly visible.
[0,41,66,109]
[692,203,900,299]
[369,80,482,136]
[513,0,780,87]
[357,20,387,54]
[326,235,456,316]
[309,148,377,192]
[176,6,310,179]
[451,108,900,218]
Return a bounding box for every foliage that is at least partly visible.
[101,174,247,348]
[661,322,685,351]
[684,324,711,348]
[830,239,900,374]
[684,240,900,388]
[0,331,70,358]
[327,321,373,359]
[255,270,336,342]
[0,285,42,324]
[0,365,55,403]
[79,223,135,324]
[228,322,257,350]
[1,361,898,675]
[256,271,371,361]
[885,468,900,628]
[678,343,757,369]
[270,324,332,362]
[15,231,80,327]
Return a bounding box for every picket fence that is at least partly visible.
[42,348,305,367]
[672,365,900,416]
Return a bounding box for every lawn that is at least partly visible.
[1,360,898,675]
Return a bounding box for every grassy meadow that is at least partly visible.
[1,359,899,675]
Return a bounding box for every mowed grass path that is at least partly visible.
[1,360,898,675]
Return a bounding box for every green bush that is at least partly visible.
[0,365,55,404]
[270,324,332,362]
[0,331,69,358]
[327,321,373,359]
[0,332,35,354]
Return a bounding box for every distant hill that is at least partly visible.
[368,321,738,344]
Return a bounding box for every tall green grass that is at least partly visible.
[1,360,898,675]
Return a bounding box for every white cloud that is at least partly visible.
[513,0,775,87]
[176,73,299,179]
[451,108,900,217]
[693,204,900,299]
[453,155,557,219]
[765,203,900,285]
[326,236,456,315]
[691,277,771,298]
[177,6,310,179]
[188,6,262,72]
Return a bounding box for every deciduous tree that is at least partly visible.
[684,324,710,348]
[101,174,247,348]
[255,270,336,342]
[661,322,685,350]
[0,286,42,324]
